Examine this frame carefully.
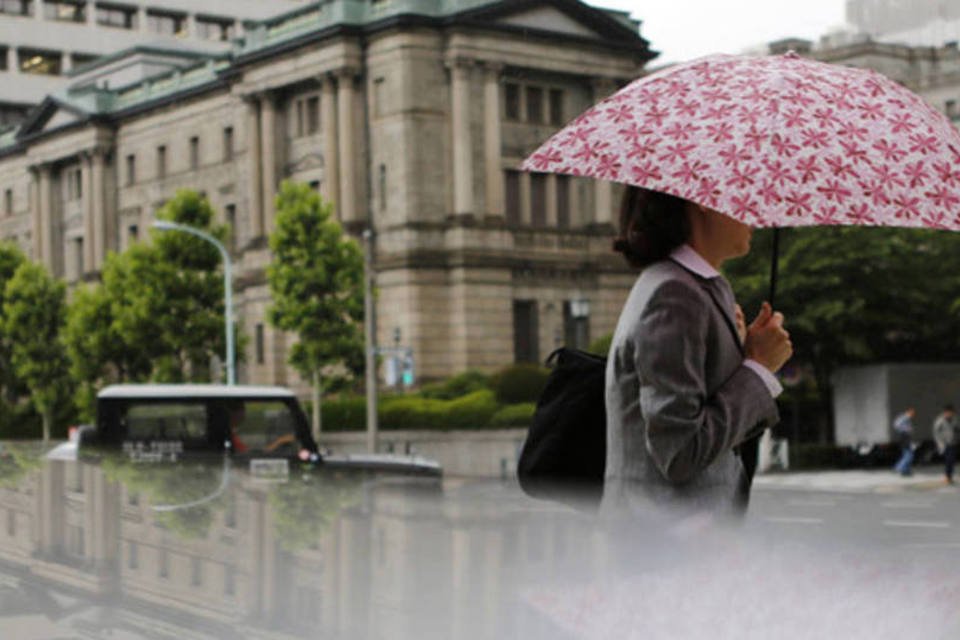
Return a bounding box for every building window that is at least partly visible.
[504,82,520,121]
[947,99,958,119]
[128,224,139,244]
[513,300,539,364]
[255,324,264,364]
[373,77,386,118]
[156,145,166,179]
[379,164,387,212]
[525,87,544,124]
[530,173,547,227]
[125,154,135,185]
[71,52,97,69]
[128,541,138,569]
[504,170,521,225]
[222,126,234,161]
[549,89,565,126]
[225,203,236,251]
[0,0,31,17]
[563,300,590,350]
[196,16,234,41]
[63,167,82,201]
[556,175,570,229]
[72,237,83,280]
[96,3,137,29]
[293,95,320,136]
[189,136,199,170]
[147,10,186,37]
[18,48,61,76]
[4,189,11,216]
[44,0,85,22]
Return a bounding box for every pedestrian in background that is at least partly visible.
[892,407,916,476]
[933,404,958,484]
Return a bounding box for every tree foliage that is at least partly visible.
[725,226,960,441]
[64,190,231,417]
[0,242,27,405]
[2,261,73,440]
[268,181,365,384]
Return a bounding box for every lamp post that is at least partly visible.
[151,220,235,385]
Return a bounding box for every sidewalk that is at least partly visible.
[754,467,958,494]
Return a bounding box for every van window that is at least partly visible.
[124,402,208,441]
[229,400,299,455]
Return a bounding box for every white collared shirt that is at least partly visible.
[669,244,783,399]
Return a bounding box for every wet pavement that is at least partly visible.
[0,442,957,639]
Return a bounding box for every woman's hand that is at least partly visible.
[744,302,793,373]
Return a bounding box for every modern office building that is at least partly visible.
[0,0,304,126]
[0,0,655,387]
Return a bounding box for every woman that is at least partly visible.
[602,186,793,519]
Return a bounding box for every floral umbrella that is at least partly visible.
[522,52,960,300]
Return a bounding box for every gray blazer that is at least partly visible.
[601,259,779,519]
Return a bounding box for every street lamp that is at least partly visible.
[151,220,235,385]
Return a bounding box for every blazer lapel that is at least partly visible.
[669,258,744,355]
[699,277,745,356]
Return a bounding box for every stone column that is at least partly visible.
[62,53,72,73]
[91,148,106,266]
[260,92,278,232]
[138,6,148,33]
[86,1,95,26]
[336,68,358,225]
[37,165,54,272]
[186,13,198,38]
[321,74,340,217]
[591,78,617,226]
[482,62,504,218]
[29,168,40,260]
[545,173,558,227]
[81,153,95,273]
[449,57,474,215]
[246,97,263,238]
[6,48,17,74]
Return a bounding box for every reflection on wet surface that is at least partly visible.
[0,442,958,639]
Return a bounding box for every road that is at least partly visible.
[749,468,960,552]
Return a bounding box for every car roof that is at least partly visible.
[97,384,297,400]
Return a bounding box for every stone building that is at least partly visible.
[0,0,655,387]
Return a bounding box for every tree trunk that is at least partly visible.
[312,369,322,442]
[41,406,51,443]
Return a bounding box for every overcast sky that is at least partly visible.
[588,0,849,65]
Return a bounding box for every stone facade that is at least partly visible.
[0,0,655,390]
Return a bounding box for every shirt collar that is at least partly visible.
[669,244,720,279]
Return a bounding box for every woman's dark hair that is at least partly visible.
[612,186,692,268]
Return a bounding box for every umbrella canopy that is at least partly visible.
[522,52,960,231]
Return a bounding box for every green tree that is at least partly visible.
[3,262,73,441]
[726,226,960,442]
[0,242,27,406]
[268,181,364,437]
[63,190,231,405]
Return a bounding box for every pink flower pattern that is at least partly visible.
[521,53,960,229]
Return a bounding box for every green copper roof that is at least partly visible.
[0,0,642,153]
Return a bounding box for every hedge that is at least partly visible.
[490,402,536,428]
[320,389,499,432]
[489,364,550,405]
